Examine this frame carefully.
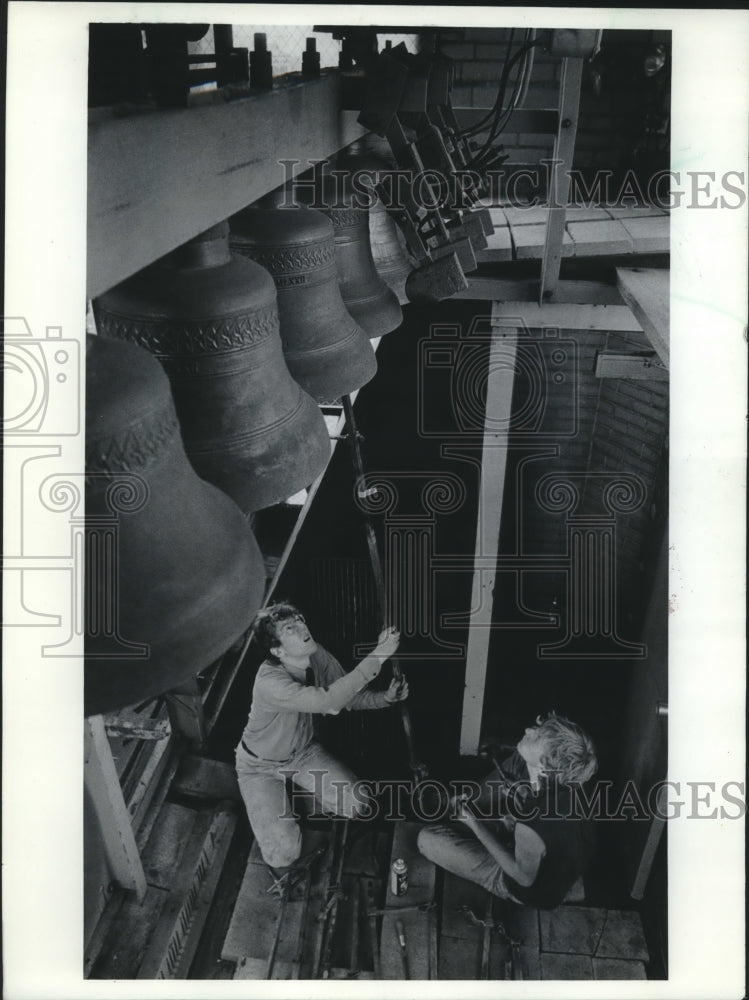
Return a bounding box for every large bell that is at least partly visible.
[228,206,377,401]
[94,223,331,512]
[337,141,415,305]
[85,334,265,716]
[304,175,403,338]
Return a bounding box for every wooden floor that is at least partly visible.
[222,818,650,981]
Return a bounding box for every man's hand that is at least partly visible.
[373,626,400,661]
[384,676,409,704]
[452,794,478,830]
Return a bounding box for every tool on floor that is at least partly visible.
[394,918,411,979]
[265,845,327,896]
[341,393,429,786]
[313,820,350,979]
[363,877,383,979]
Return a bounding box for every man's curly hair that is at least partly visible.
[535,712,598,785]
[251,602,302,665]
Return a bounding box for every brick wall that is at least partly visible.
[501,324,668,638]
[431,27,670,194]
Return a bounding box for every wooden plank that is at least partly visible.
[84,716,147,900]
[87,884,170,979]
[618,215,670,254]
[172,754,242,803]
[566,219,634,256]
[539,905,607,956]
[486,206,508,227]
[540,57,584,298]
[459,328,517,756]
[222,828,331,965]
[596,351,668,380]
[593,957,648,979]
[457,277,624,305]
[616,267,670,368]
[105,716,170,741]
[137,806,237,978]
[476,225,513,261]
[606,205,667,218]
[439,934,483,979]
[141,802,201,890]
[87,73,367,297]
[541,952,595,979]
[503,205,552,227]
[503,905,542,980]
[440,872,491,940]
[565,206,613,222]
[491,302,642,332]
[595,910,649,961]
[380,821,437,980]
[512,223,575,260]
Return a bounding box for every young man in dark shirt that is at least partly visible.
[236,602,406,870]
[417,713,598,908]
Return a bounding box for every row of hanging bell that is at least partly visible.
[283,173,404,338]
[93,222,331,513]
[85,334,265,716]
[336,138,415,305]
[228,205,377,402]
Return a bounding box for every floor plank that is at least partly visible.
[539,905,607,956]
[541,952,595,979]
[593,957,648,979]
[595,909,649,961]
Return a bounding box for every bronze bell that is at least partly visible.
[307,175,403,338]
[228,206,377,402]
[85,334,265,716]
[93,222,331,513]
[337,142,415,305]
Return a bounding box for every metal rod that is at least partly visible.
[315,820,349,978]
[341,394,428,784]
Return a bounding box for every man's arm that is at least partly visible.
[456,801,545,887]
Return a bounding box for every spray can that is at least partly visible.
[390,858,408,896]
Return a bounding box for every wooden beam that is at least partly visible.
[539,57,584,300]
[459,327,517,756]
[490,301,643,332]
[457,277,625,305]
[84,716,147,900]
[595,352,669,380]
[616,268,670,369]
[87,73,367,297]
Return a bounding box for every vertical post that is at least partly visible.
[539,57,583,302]
[84,715,147,900]
[459,327,518,756]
